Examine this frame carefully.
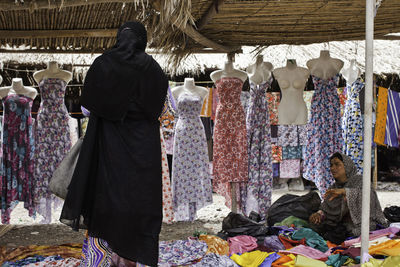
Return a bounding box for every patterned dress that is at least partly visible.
[160,127,174,223]
[244,79,273,218]
[33,78,72,223]
[213,77,248,211]
[303,75,343,195]
[1,94,35,224]
[342,79,364,173]
[172,93,212,221]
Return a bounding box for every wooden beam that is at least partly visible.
[196,0,225,30]
[375,35,400,40]
[0,29,117,38]
[0,0,139,11]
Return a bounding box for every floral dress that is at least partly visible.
[172,93,212,221]
[1,94,35,224]
[244,79,273,218]
[342,79,364,173]
[33,78,71,223]
[303,75,343,195]
[213,77,248,211]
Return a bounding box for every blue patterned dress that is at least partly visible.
[1,94,35,224]
[244,79,273,218]
[172,93,212,221]
[342,79,364,174]
[33,78,71,223]
[303,75,343,195]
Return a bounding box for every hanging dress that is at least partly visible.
[33,78,72,223]
[244,79,273,218]
[1,94,35,224]
[303,75,343,195]
[160,127,174,224]
[172,93,212,221]
[342,79,364,174]
[213,77,248,210]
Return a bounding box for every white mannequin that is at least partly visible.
[171,78,209,104]
[306,50,344,80]
[210,58,248,83]
[246,55,273,85]
[274,59,310,125]
[0,78,37,99]
[33,61,72,84]
[341,59,361,85]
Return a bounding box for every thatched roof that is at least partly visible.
[1,0,399,57]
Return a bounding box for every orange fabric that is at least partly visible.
[369,239,400,256]
[278,235,306,249]
[374,87,388,145]
[272,253,295,266]
[200,87,212,117]
[326,241,339,249]
[199,234,229,256]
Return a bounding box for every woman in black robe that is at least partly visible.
[60,21,168,266]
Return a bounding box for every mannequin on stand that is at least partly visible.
[246,55,273,85]
[0,78,37,223]
[33,61,72,84]
[32,61,73,223]
[307,50,344,80]
[211,56,249,213]
[211,57,248,83]
[341,59,361,85]
[172,77,208,103]
[274,59,309,125]
[0,78,37,99]
[274,60,309,191]
[304,50,344,195]
[170,77,212,221]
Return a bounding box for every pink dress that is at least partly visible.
[213,77,248,210]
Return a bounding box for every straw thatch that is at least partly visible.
[0,0,399,67]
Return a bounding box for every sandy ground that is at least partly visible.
[1,188,399,248]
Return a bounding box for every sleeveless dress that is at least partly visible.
[303,75,343,195]
[213,77,248,210]
[172,93,212,221]
[342,79,364,174]
[1,94,35,224]
[33,78,71,223]
[160,127,174,224]
[244,79,273,218]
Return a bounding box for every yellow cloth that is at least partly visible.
[374,87,388,145]
[230,251,272,267]
[343,258,357,266]
[272,253,296,267]
[199,234,229,256]
[200,87,212,117]
[361,258,383,267]
[294,255,327,267]
[381,255,400,266]
[369,239,400,256]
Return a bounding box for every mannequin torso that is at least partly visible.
[0,78,37,99]
[171,78,208,104]
[33,61,72,84]
[307,50,344,80]
[246,55,273,85]
[274,60,310,125]
[341,59,361,85]
[210,60,248,83]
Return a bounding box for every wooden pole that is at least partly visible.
[231,182,237,213]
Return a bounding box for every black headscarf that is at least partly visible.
[81,21,168,121]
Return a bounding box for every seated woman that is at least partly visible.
[309,152,387,243]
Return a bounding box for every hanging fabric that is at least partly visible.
[374,87,389,145]
[384,89,400,148]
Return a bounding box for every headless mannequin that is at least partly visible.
[171,78,208,104]
[307,50,344,79]
[33,61,72,84]
[210,59,248,83]
[0,78,37,99]
[274,59,310,125]
[341,59,361,85]
[246,55,273,85]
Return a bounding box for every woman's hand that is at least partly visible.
[324,188,346,201]
[309,211,324,225]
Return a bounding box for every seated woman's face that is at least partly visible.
[330,157,347,183]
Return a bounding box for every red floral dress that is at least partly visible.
[213,77,248,210]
